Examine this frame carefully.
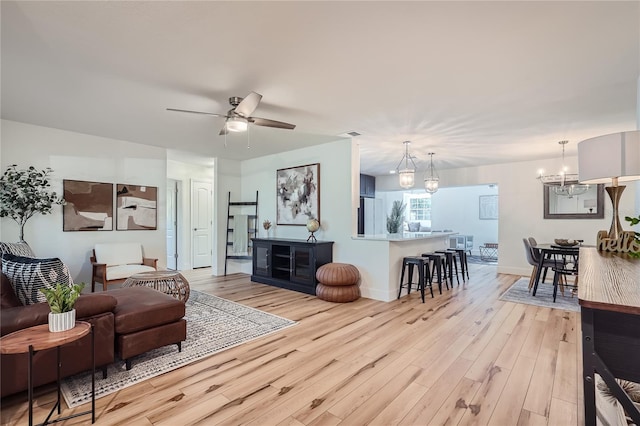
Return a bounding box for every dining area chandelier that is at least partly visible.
[537,140,589,197]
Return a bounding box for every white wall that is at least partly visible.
[1,120,167,284]
[213,158,242,275]
[240,139,354,259]
[430,185,499,255]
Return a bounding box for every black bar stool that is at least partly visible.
[450,248,469,281]
[436,249,460,286]
[421,253,448,294]
[398,256,433,302]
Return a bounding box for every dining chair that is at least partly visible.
[528,237,550,283]
[522,238,539,290]
[526,239,557,294]
[548,249,579,302]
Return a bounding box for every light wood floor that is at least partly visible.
[1,263,582,425]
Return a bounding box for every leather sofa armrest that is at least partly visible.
[1,303,50,336]
[75,293,117,318]
[142,258,158,269]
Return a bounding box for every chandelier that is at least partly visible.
[395,141,417,189]
[424,152,439,193]
[538,140,589,197]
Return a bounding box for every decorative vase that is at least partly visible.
[48,309,76,332]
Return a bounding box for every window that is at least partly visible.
[405,194,432,222]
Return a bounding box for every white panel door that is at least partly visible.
[192,180,212,268]
[166,180,178,270]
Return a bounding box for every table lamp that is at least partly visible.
[578,130,640,242]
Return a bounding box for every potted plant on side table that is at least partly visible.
[40,283,85,332]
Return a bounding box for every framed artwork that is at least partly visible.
[116,184,158,230]
[276,163,320,225]
[479,195,498,220]
[63,180,113,231]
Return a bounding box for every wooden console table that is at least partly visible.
[578,248,640,425]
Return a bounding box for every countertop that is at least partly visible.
[352,232,456,242]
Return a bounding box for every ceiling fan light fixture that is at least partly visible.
[226,116,248,132]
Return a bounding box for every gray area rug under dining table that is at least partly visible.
[499,277,579,312]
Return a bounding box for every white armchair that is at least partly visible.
[90,243,157,291]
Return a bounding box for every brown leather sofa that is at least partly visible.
[1,273,186,398]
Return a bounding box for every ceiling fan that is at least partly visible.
[167,91,296,135]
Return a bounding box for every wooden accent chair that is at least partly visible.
[90,243,157,292]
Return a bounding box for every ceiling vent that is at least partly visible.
[338,131,361,138]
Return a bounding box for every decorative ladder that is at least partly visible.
[224,191,258,276]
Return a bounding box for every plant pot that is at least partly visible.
[48,309,76,332]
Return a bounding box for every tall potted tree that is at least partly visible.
[0,164,64,242]
[386,200,406,235]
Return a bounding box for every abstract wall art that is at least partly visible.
[276,163,320,226]
[63,180,114,231]
[116,184,158,230]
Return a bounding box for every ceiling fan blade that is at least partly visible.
[234,92,262,117]
[166,108,227,118]
[250,117,296,130]
[219,125,229,136]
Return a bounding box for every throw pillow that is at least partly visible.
[407,222,421,232]
[0,241,36,258]
[1,254,74,305]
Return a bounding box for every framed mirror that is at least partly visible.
[543,183,604,219]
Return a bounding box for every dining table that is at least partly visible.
[531,243,589,292]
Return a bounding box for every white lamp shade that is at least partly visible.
[578,130,640,184]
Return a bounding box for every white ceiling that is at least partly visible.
[1,1,638,176]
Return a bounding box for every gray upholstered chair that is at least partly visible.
[523,238,554,291]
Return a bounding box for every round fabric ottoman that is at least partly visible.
[315,263,361,303]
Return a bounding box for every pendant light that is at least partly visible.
[537,141,589,197]
[395,141,417,189]
[424,152,439,193]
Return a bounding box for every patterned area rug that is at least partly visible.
[499,277,579,312]
[61,290,297,408]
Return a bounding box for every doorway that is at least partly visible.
[191,179,213,268]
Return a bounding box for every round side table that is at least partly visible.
[0,322,95,425]
[122,270,190,302]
